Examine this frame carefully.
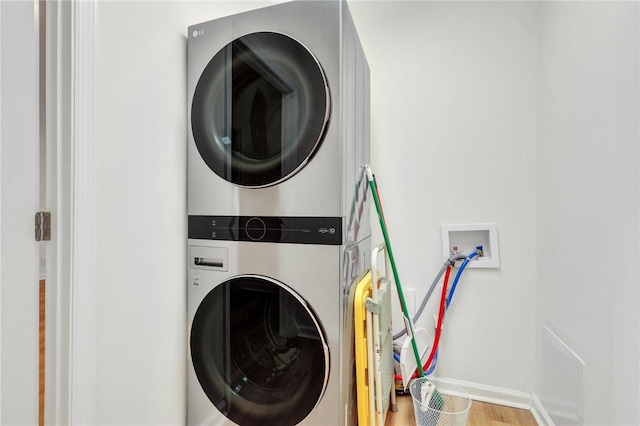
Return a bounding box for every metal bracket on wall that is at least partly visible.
[35,212,51,241]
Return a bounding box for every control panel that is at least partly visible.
[188,215,343,245]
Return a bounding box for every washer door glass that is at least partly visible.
[191,32,330,188]
[190,275,329,426]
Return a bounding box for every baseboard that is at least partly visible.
[440,377,533,410]
[531,393,555,426]
[439,377,551,425]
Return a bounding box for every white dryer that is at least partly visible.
[187,0,370,246]
[187,239,370,425]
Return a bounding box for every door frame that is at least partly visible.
[43,0,95,423]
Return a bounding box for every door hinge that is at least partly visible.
[35,211,51,241]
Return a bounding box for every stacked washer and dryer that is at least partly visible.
[187,2,370,425]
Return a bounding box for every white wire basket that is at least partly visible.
[409,377,472,426]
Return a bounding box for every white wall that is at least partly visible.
[350,1,538,393]
[537,2,639,425]
[80,1,639,424]
[88,2,279,423]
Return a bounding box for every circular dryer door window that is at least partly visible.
[191,32,331,188]
[190,275,329,426]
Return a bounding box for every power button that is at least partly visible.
[245,217,267,241]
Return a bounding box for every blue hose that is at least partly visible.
[393,349,438,374]
[446,251,479,307]
[425,350,438,376]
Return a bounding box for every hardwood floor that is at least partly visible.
[39,279,45,426]
[385,394,537,426]
[466,400,538,426]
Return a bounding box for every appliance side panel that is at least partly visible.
[361,35,371,241]
[341,2,371,245]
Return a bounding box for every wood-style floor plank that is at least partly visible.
[385,394,537,426]
[39,279,45,426]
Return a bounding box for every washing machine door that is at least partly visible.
[191,32,330,188]
[190,275,329,426]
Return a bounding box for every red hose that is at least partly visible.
[393,266,452,381]
[421,265,451,375]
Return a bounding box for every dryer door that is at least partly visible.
[191,32,330,188]
[190,275,329,426]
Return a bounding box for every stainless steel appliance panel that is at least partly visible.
[187,238,370,425]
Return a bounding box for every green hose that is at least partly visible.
[366,166,424,378]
